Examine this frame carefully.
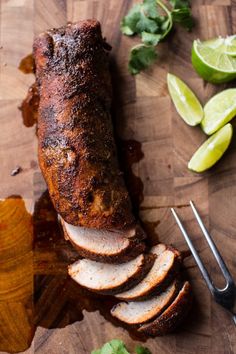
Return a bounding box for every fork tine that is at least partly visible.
[189,200,234,285]
[171,207,215,294]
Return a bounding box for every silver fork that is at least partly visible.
[171,201,236,325]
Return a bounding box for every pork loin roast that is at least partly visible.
[35,20,192,337]
[34,19,135,230]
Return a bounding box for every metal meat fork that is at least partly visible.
[171,201,236,325]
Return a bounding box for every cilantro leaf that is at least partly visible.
[135,346,152,354]
[170,0,191,8]
[120,2,159,36]
[92,340,152,354]
[141,32,162,46]
[172,7,193,30]
[120,4,142,35]
[128,45,157,75]
[136,12,159,33]
[121,21,136,36]
[91,339,130,354]
[142,0,160,19]
[105,339,130,354]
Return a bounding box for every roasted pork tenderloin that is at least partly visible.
[34,19,135,230]
[35,19,192,336]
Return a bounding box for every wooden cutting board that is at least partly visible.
[0,0,236,353]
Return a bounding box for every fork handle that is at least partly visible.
[233,314,236,325]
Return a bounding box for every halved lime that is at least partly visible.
[188,123,233,173]
[201,88,236,135]
[192,38,236,84]
[167,73,203,126]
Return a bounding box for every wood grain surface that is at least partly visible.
[0,0,236,353]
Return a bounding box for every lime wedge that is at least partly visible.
[167,73,203,126]
[188,123,233,173]
[201,88,236,135]
[192,38,236,84]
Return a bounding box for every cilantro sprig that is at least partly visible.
[121,0,194,74]
[91,339,151,354]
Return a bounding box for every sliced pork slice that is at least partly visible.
[68,254,155,295]
[62,221,146,263]
[111,280,179,325]
[138,281,192,336]
[115,244,180,301]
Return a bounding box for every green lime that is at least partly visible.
[201,88,236,135]
[167,73,203,126]
[192,37,236,84]
[188,123,233,173]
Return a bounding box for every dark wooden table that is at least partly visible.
[0,0,236,353]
